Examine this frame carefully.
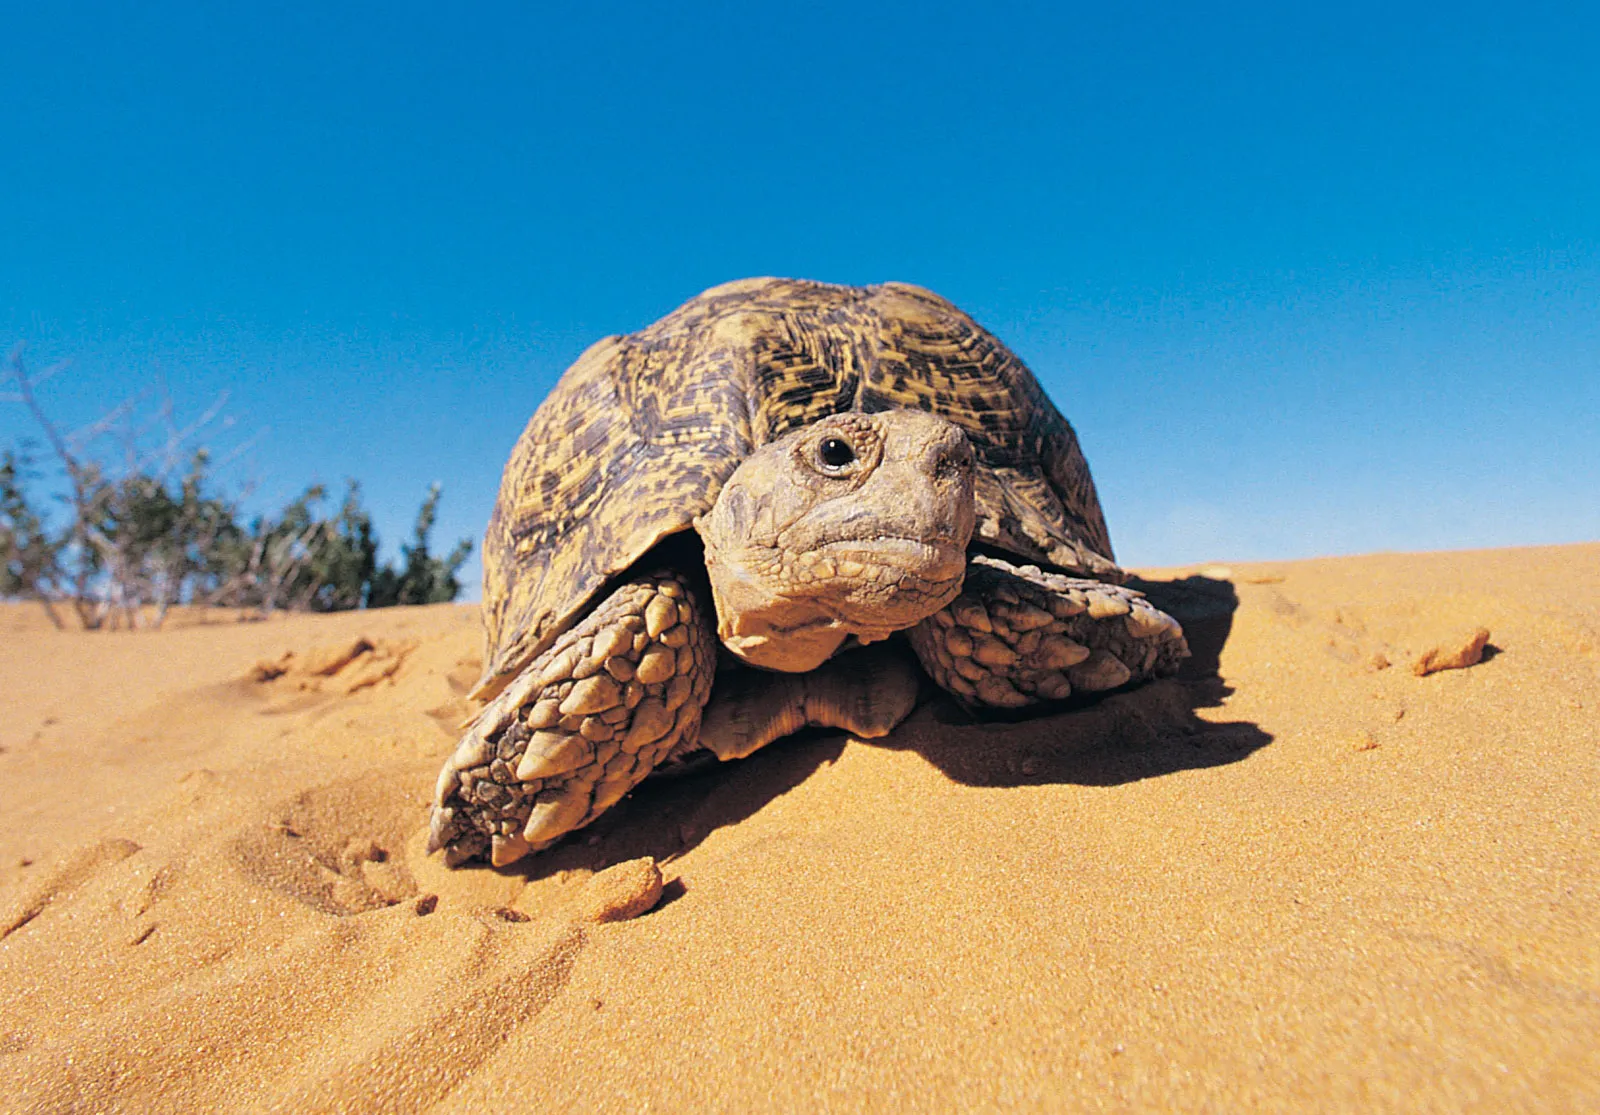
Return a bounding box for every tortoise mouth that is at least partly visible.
[783,536,968,641]
[800,536,969,586]
[705,535,970,672]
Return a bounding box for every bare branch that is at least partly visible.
[209,428,265,473]
[137,388,230,480]
[66,395,141,457]
[7,348,83,482]
[30,360,68,392]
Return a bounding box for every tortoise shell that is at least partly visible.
[476,278,1121,699]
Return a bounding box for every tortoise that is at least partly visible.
[428,278,1189,867]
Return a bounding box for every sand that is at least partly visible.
[1,543,1596,1112]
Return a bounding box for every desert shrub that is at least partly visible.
[1,446,68,626]
[366,483,473,608]
[2,348,472,628]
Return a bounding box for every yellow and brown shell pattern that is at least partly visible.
[476,277,1123,701]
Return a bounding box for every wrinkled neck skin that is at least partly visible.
[694,410,976,672]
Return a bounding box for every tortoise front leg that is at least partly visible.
[428,570,717,867]
[907,555,1188,711]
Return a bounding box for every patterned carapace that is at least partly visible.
[476,278,1121,700]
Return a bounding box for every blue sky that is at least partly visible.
[3,2,1596,596]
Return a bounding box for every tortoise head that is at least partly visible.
[694,410,976,672]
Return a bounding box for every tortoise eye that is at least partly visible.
[818,437,856,470]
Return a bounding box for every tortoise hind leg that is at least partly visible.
[428,570,717,868]
[906,555,1188,712]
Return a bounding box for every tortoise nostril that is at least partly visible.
[932,443,974,483]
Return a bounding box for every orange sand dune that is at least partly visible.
[1,544,1597,1112]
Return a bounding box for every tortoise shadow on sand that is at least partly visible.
[508,575,1266,883]
[884,573,1267,788]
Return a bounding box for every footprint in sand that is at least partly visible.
[233,773,420,916]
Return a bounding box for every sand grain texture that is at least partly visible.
[1,544,1597,1112]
